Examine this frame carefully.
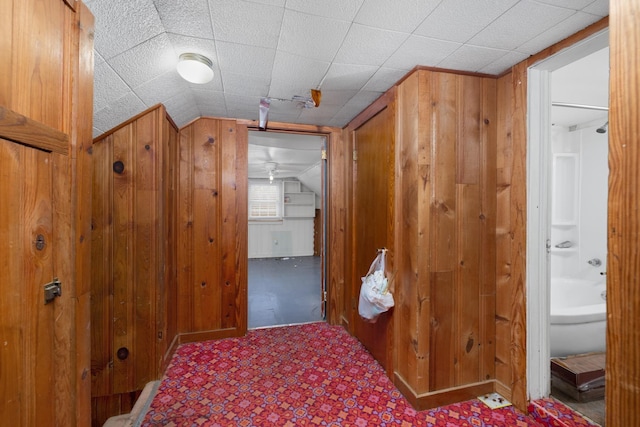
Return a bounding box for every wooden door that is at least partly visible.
[0,139,56,426]
[352,106,395,374]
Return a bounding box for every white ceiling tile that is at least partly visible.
[320,63,378,91]
[133,70,190,105]
[93,127,102,138]
[315,90,359,106]
[155,0,213,38]
[516,11,605,55]
[216,41,276,78]
[298,107,338,126]
[93,62,131,112]
[95,51,105,66]
[193,90,228,118]
[468,0,576,50]
[88,0,164,59]
[210,0,283,49]
[285,0,365,21]
[582,0,609,16]
[354,0,441,32]
[271,51,331,88]
[414,0,519,43]
[266,111,303,124]
[163,92,202,126]
[89,0,612,132]
[222,72,270,97]
[438,45,511,73]
[477,50,529,75]
[334,24,409,67]
[192,88,227,108]
[384,35,461,70]
[534,0,595,10]
[267,80,318,102]
[109,33,177,89]
[278,9,351,62]
[246,0,285,6]
[93,92,147,136]
[362,67,408,92]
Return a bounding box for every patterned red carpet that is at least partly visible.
[139,322,543,426]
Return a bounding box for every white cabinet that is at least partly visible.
[283,180,315,218]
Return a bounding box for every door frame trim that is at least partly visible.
[526,29,609,401]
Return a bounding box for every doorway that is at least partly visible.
[527,29,608,424]
[247,131,327,329]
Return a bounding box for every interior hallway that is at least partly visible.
[248,256,323,329]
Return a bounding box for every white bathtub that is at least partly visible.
[550,278,607,357]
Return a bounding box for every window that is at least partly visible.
[248,179,282,219]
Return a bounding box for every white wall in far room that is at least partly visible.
[248,219,315,258]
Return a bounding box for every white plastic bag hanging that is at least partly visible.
[358,249,394,322]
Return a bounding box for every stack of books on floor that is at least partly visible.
[550,352,605,402]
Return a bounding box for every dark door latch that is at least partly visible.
[44,278,62,304]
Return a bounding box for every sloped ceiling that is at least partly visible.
[85,0,609,137]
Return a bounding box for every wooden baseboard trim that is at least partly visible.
[178,328,244,344]
[394,373,495,411]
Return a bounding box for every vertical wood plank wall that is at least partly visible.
[90,105,179,426]
[176,118,248,341]
[0,1,94,426]
[607,1,640,425]
[393,69,497,409]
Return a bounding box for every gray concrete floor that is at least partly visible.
[248,256,323,329]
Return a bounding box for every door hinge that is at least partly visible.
[323,291,327,302]
[321,149,327,160]
[546,239,551,254]
[44,278,62,304]
[353,150,358,161]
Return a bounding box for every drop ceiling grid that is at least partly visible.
[85,0,609,136]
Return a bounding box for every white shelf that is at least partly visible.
[283,180,315,218]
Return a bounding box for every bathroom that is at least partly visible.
[548,45,609,424]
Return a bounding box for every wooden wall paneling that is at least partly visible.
[505,62,528,411]
[192,119,222,331]
[0,142,55,426]
[429,72,458,390]
[388,69,497,407]
[394,71,418,388]
[91,391,141,427]
[1,1,94,425]
[454,75,482,386]
[228,122,247,333]
[414,71,433,393]
[0,141,24,426]
[608,1,640,425]
[177,117,247,339]
[73,5,95,425]
[455,183,481,386]
[494,73,514,400]
[336,128,355,331]
[394,70,433,394]
[91,137,113,397]
[111,124,136,394]
[219,120,245,331]
[177,126,195,333]
[11,1,66,131]
[158,111,179,371]
[132,110,158,388]
[479,78,497,383]
[350,97,395,376]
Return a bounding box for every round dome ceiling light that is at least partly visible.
[177,53,214,84]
